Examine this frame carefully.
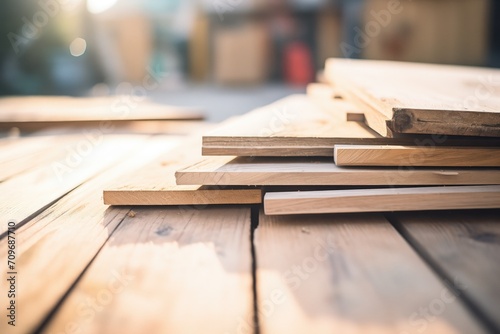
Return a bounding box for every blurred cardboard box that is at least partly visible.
[362,0,490,65]
[213,22,270,85]
[94,13,153,84]
[189,12,210,82]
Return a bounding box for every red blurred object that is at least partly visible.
[284,41,313,85]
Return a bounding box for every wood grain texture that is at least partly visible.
[104,137,262,205]
[0,135,156,237]
[203,95,500,157]
[0,136,64,181]
[307,82,386,131]
[5,120,207,134]
[334,145,500,167]
[362,0,489,65]
[0,135,129,182]
[0,96,203,126]
[394,210,500,330]
[176,156,500,186]
[255,211,485,334]
[44,207,254,334]
[325,58,500,137]
[0,137,181,334]
[264,186,500,215]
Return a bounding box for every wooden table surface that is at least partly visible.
[0,129,499,334]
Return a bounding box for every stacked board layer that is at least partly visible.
[325,59,500,137]
[202,95,500,157]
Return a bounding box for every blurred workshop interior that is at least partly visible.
[0,0,499,121]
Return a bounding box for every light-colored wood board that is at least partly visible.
[104,187,262,206]
[104,133,261,205]
[334,145,500,167]
[0,148,56,182]
[255,211,484,334]
[0,135,155,237]
[363,0,489,65]
[203,95,500,157]
[325,58,500,137]
[0,135,59,163]
[0,136,19,148]
[0,96,203,125]
[327,59,500,117]
[0,137,181,334]
[203,94,370,137]
[307,83,384,130]
[394,210,500,329]
[43,207,254,334]
[264,185,500,215]
[306,83,337,100]
[0,135,127,182]
[5,120,208,134]
[307,82,433,138]
[176,156,500,186]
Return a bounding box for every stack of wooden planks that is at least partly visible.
[4,89,500,334]
[105,59,500,216]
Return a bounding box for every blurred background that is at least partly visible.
[0,0,498,121]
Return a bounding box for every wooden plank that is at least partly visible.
[255,211,485,334]
[203,95,500,157]
[0,135,160,237]
[334,145,500,167]
[0,135,59,163]
[0,96,204,130]
[104,136,262,206]
[43,207,254,334]
[0,148,56,182]
[0,124,205,182]
[307,83,382,129]
[325,58,500,137]
[264,186,500,215]
[393,210,500,330]
[306,83,365,123]
[176,156,500,186]
[0,137,181,334]
[5,120,207,135]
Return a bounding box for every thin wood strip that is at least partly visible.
[394,210,500,330]
[104,188,261,205]
[264,185,500,215]
[334,145,500,167]
[43,207,254,334]
[255,211,484,333]
[176,156,500,186]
